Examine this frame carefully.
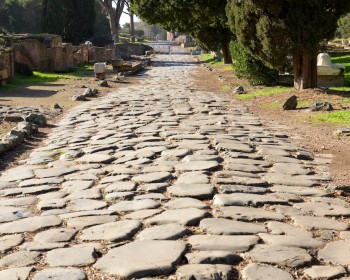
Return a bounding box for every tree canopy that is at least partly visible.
[42,0,95,44]
[131,0,233,63]
[226,0,350,89]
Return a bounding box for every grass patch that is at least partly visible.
[199,54,224,66]
[310,110,350,124]
[238,87,293,100]
[221,85,231,91]
[330,55,350,91]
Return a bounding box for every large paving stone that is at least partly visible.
[68,199,107,211]
[80,220,142,242]
[137,223,189,240]
[266,221,312,237]
[132,172,173,183]
[318,241,350,265]
[0,251,41,267]
[59,209,117,219]
[167,184,214,199]
[67,215,119,229]
[263,173,318,187]
[19,242,67,251]
[303,265,347,279]
[242,263,294,280]
[62,180,94,192]
[32,268,87,280]
[0,197,37,207]
[214,194,287,207]
[19,178,64,187]
[176,264,235,280]
[94,240,186,278]
[124,209,163,220]
[270,163,311,175]
[0,234,24,253]
[0,267,33,280]
[258,233,323,249]
[200,218,267,235]
[164,198,209,209]
[34,228,78,243]
[146,208,209,226]
[293,202,350,217]
[34,167,77,178]
[77,154,115,164]
[291,215,349,231]
[219,206,285,221]
[188,235,259,252]
[175,161,220,171]
[177,172,210,184]
[245,245,312,268]
[109,199,160,212]
[270,185,328,197]
[0,215,62,234]
[186,251,242,265]
[46,247,97,266]
[104,181,137,192]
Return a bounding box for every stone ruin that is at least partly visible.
[317,53,345,87]
[0,47,15,85]
[0,34,116,81]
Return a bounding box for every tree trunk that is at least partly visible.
[293,51,318,90]
[130,11,135,43]
[222,42,232,64]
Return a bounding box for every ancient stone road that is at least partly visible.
[0,55,349,280]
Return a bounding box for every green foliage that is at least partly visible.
[331,55,350,87]
[226,0,350,69]
[230,41,278,86]
[337,13,350,39]
[131,0,232,53]
[238,87,292,100]
[0,0,42,33]
[41,0,96,44]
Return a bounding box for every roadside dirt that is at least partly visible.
[192,62,350,187]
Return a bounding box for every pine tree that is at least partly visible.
[226,0,350,89]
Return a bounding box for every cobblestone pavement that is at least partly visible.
[0,55,349,280]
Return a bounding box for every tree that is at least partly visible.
[130,0,233,63]
[42,0,95,44]
[226,0,350,89]
[337,13,350,39]
[97,0,125,43]
[124,0,135,42]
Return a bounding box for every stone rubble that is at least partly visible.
[0,55,348,279]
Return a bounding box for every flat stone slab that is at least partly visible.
[303,265,347,279]
[146,208,208,226]
[270,185,328,197]
[137,223,189,240]
[242,263,294,280]
[270,163,311,175]
[0,215,62,234]
[67,215,118,229]
[109,199,160,212]
[0,197,37,207]
[34,167,77,178]
[94,240,186,278]
[245,245,312,268]
[132,172,172,183]
[0,234,24,253]
[34,228,78,243]
[214,194,287,207]
[80,220,142,242]
[176,264,235,280]
[188,235,259,252]
[263,173,317,187]
[68,199,107,211]
[258,233,323,249]
[164,198,209,209]
[186,251,242,265]
[19,178,64,187]
[0,267,33,280]
[291,215,349,231]
[104,181,137,192]
[318,241,350,265]
[175,161,220,171]
[167,184,214,199]
[124,209,163,220]
[0,251,41,267]
[266,221,312,237]
[33,268,87,280]
[200,218,267,235]
[19,242,67,251]
[77,154,115,164]
[177,172,210,184]
[293,202,350,217]
[46,247,97,266]
[219,206,285,221]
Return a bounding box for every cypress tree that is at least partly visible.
[41,0,95,44]
[226,0,350,89]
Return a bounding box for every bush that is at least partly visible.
[230,41,278,85]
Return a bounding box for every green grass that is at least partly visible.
[330,55,350,91]
[221,85,230,91]
[238,87,293,99]
[200,54,224,66]
[310,110,350,124]
[0,64,94,91]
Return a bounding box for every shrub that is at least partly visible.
[230,41,278,85]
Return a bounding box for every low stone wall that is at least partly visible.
[115,43,153,59]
